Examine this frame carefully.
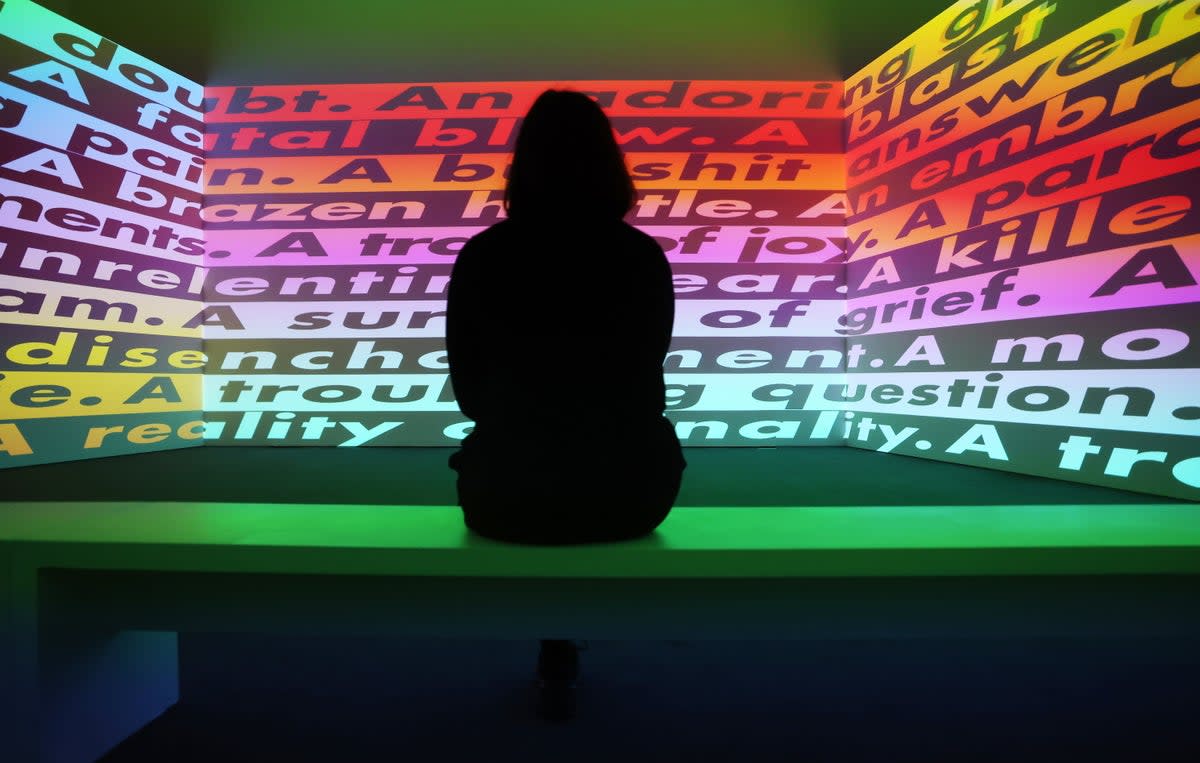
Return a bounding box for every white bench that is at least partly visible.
[3,501,1199,762]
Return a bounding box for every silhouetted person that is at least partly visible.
[445,89,686,720]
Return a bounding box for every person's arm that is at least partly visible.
[629,229,676,364]
[635,234,676,417]
[653,245,676,362]
[445,238,485,422]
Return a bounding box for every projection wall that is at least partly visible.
[200,80,847,448]
[0,0,205,466]
[1,0,1196,500]
[843,0,1200,499]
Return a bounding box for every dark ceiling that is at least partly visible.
[35,0,958,85]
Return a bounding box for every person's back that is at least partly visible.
[446,216,685,545]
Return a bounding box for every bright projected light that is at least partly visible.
[0,0,205,465]
[197,79,850,449]
[841,0,1200,499]
[0,0,1196,501]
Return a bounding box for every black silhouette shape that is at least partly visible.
[446,90,686,546]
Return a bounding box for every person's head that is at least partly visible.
[504,89,635,222]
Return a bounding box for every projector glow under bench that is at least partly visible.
[2,501,1199,763]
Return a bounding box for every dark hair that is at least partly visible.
[504,90,635,221]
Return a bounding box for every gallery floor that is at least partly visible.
[5,446,1196,761]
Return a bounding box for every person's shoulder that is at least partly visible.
[616,220,665,252]
[465,219,514,247]
[457,219,513,264]
[618,222,669,273]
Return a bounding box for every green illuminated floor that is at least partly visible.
[2,448,1196,763]
[3,446,1185,506]
[1,501,1195,550]
[2,501,1197,577]
[3,447,1194,577]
